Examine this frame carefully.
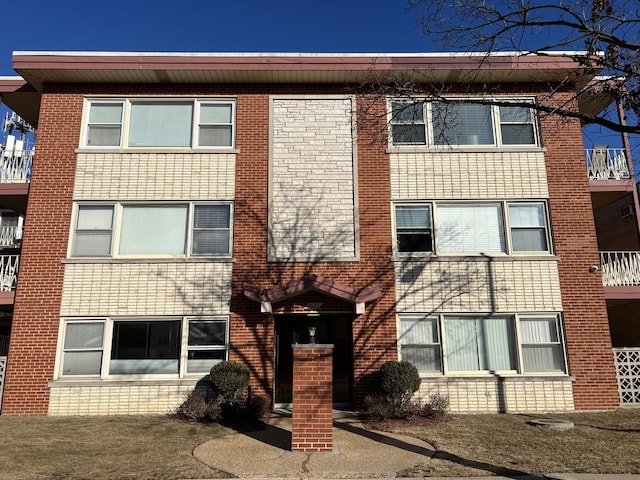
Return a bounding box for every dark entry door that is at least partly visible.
[275,315,353,404]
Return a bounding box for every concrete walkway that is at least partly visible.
[192,412,640,480]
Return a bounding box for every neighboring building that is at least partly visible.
[0,51,635,416]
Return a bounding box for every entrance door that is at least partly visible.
[274,315,353,404]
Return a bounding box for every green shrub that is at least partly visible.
[378,360,421,407]
[209,361,250,405]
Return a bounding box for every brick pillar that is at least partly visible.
[291,345,334,452]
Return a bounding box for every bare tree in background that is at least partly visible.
[399,0,640,134]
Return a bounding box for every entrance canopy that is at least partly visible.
[243,274,382,314]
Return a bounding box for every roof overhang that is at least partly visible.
[0,76,40,127]
[1,50,610,128]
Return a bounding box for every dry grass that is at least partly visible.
[0,415,228,480]
[384,409,640,477]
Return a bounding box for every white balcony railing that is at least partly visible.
[0,149,32,183]
[0,355,6,411]
[0,255,19,292]
[585,147,630,180]
[600,251,640,287]
[0,226,22,247]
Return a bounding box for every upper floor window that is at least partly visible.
[83,99,236,149]
[389,99,539,147]
[71,202,232,258]
[394,201,551,256]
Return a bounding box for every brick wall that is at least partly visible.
[2,90,83,415]
[291,346,333,452]
[541,92,620,410]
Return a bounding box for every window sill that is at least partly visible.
[49,377,202,388]
[390,254,560,262]
[75,147,240,155]
[61,257,236,264]
[386,146,546,154]
[418,374,574,381]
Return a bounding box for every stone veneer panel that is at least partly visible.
[74,152,236,200]
[60,263,232,316]
[390,151,548,200]
[48,382,196,416]
[395,259,562,313]
[270,97,357,260]
[417,377,574,413]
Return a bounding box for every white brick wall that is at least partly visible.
[270,97,357,260]
[390,151,548,200]
[74,152,236,200]
[395,259,562,312]
[60,262,232,316]
[48,382,196,416]
[417,376,574,413]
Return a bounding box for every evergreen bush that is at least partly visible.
[209,361,250,405]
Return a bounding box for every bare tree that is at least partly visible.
[400,0,639,134]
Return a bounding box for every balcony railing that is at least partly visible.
[600,251,640,287]
[0,255,19,292]
[0,226,22,247]
[0,148,33,183]
[585,147,630,180]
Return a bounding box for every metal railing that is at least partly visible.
[0,355,6,412]
[0,148,33,183]
[600,251,640,287]
[0,255,19,292]
[613,348,640,405]
[585,147,630,180]
[0,226,22,247]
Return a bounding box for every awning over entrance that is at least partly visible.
[243,274,382,314]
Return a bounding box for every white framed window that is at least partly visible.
[59,316,229,379]
[398,316,441,372]
[83,98,236,149]
[394,205,433,253]
[388,98,539,147]
[186,317,229,374]
[519,316,565,372]
[398,313,567,375]
[61,321,105,376]
[72,205,115,257]
[70,202,233,258]
[393,201,551,256]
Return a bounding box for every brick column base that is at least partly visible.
[291,345,334,452]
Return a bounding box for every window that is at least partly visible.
[508,203,548,252]
[398,314,567,375]
[393,201,551,256]
[72,205,114,256]
[399,317,441,372]
[59,316,229,378]
[83,99,236,148]
[71,202,233,258]
[86,102,123,147]
[61,322,105,375]
[389,99,538,147]
[187,318,228,373]
[395,205,433,253]
[520,316,565,372]
[111,320,181,374]
[444,316,516,372]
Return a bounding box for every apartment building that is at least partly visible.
[0,51,635,416]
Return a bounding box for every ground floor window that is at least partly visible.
[59,316,229,378]
[398,313,566,375]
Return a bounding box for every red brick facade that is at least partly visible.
[291,346,334,452]
[541,93,620,410]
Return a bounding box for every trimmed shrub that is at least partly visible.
[209,361,250,405]
[378,360,421,407]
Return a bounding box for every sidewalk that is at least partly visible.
[191,411,640,480]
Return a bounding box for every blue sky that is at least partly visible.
[0,0,428,75]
